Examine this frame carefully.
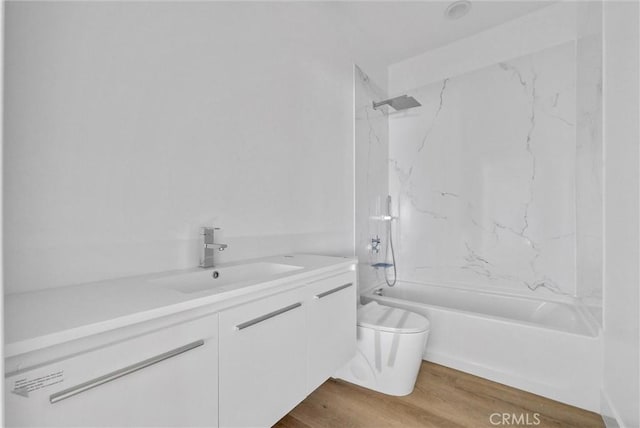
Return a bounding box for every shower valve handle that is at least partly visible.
[371,236,382,254]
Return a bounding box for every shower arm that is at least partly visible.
[372,99,392,109]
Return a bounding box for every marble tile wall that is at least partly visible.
[388,41,602,300]
[576,33,603,314]
[354,66,389,291]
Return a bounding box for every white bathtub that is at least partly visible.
[363,281,602,412]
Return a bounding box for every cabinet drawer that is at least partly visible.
[306,271,357,392]
[218,288,307,427]
[5,313,219,427]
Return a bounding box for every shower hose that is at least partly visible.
[385,195,397,287]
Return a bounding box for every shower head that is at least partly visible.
[373,95,421,111]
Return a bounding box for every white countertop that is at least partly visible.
[5,254,356,358]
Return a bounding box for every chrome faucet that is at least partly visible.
[200,227,228,268]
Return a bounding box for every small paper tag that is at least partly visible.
[12,370,64,398]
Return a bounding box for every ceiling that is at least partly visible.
[327,1,556,83]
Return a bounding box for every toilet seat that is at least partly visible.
[357,301,430,334]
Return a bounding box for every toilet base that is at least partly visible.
[334,326,429,396]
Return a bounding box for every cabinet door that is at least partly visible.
[218,288,306,428]
[5,313,219,427]
[306,271,357,392]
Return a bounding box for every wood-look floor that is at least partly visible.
[275,362,604,428]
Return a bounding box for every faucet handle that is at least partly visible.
[201,227,212,244]
[201,227,221,244]
[200,226,220,233]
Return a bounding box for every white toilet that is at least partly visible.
[335,301,430,396]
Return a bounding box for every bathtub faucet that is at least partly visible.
[200,227,228,268]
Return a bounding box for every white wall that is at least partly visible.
[4,2,360,293]
[602,2,640,427]
[1,0,5,423]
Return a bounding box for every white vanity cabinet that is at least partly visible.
[305,271,357,392]
[5,313,219,427]
[5,256,357,428]
[218,269,357,427]
[218,288,307,428]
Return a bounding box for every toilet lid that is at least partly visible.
[357,301,430,333]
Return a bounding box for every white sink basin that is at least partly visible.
[151,262,304,294]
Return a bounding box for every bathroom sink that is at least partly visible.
[151,262,304,294]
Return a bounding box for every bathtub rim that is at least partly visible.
[364,277,586,305]
[361,281,601,338]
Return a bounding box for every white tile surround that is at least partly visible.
[387,40,602,300]
[354,66,389,290]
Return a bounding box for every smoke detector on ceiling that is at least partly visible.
[444,0,472,20]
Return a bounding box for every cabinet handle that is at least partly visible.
[49,340,204,404]
[236,302,302,331]
[315,282,353,299]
